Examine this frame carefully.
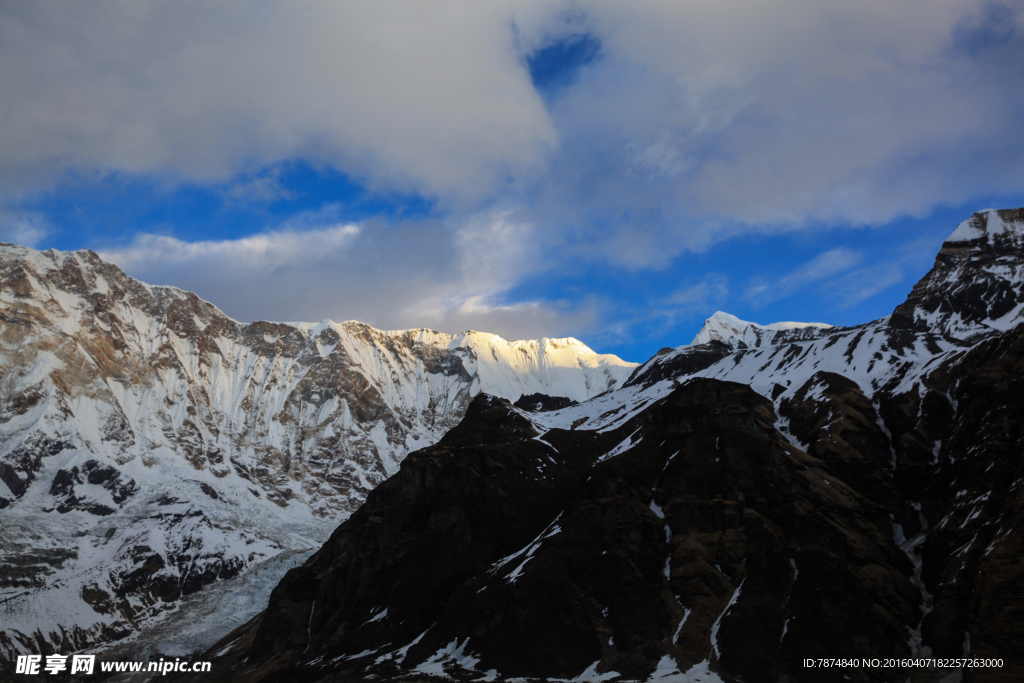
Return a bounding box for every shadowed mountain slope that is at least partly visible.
[198,208,1024,683]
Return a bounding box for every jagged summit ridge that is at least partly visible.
[624,208,1024,392]
[945,207,1024,245]
[290,321,635,405]
[892,207,1024,340]
[689,311,833,347]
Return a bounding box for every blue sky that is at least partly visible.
[3,1,1024,364]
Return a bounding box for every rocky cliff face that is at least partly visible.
[0,244,636,660]
[214,386,925,683]
[204,209,1024,682]
[891,208,1024,341]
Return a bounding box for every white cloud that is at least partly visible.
[97,209,595,342]
[100,218,361,277]
[0,212,49,248]
[829,237,943,308]
[0,1,558,203]
[223,170,296,204]
[517,0,1024,267]
[832,263,909,309]
[455,212,541,293]
[740,236,946,311]
[745,248,863,307]
[637,275,731,341]
[411,294,601,342]
[589,0,1024,228]
[666,277,729,317]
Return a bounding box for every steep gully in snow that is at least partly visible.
[196,209,1024,683]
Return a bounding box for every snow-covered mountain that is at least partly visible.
[630,208,1024,399]
[0,244,636,659]
[688,311,832,348]
[891,207,1024,340]
[7,206,1024,680]
[208,208,1024,682]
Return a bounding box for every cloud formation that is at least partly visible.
[742,238,944,313]
[98,211,594,343]
[3,0,1024,350]
[0,1,557,203]
[524,0,1024,267]
[745,248,864,307]
[0,212,49,248]
[5,1,1022,227]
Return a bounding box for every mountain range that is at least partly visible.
[199,208,1024,683]
[2,207,1023,682]
[0,245,634,662]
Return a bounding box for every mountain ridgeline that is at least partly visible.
[0,245,635,662]
[198,209,1024,683]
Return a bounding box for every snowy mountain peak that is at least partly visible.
[893,207,1024,340]
[292,321,601,359]
[946,208,1024,245]
[284,322,636,405]
[625,311,836,388]
[689,311,832,347]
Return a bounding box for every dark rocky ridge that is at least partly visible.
[202,385,925,682]
[203,326,1024,683]
[47,459,138,515]
[917,325,1024,665]
[513,392,578,412]
[624,340,732,389]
